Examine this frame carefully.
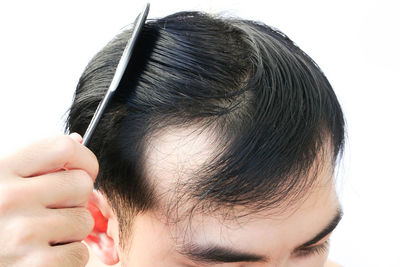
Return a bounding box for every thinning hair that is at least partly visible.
[66,11,345,246]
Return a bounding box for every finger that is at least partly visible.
[69,132,83,144]
[26,169,94,208]
[45,207,94,246]
[5,135,98,180]
[48,242,89,267]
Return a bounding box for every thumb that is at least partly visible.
[69,132,83,144]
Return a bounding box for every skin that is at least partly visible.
[0,134,98,267]
[84,127,343,267]
[0,131,342,266]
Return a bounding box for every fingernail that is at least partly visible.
[69,132,83,144]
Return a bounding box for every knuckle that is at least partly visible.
[72,169,94,193]
[55,168,72,184]
[11,219,36,245]
[53,169,93,195]
[70,242,90,266]
[63,242,89,267]
[86,210,95,232]
[0,182,24,213]
[72,208,95,235]
[46,243,89,267]
[43,171,70,198]
[52,135,76,159]
[60,171,93,206]
[91,156,99,178]
[0,187,13,213]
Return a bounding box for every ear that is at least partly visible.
[85,190,120,265]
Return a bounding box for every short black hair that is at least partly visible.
[66,11,345,245]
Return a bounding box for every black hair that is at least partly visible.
[66,11,345,246]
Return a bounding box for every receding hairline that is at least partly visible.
[65,11,345,249]
[139,123,336,222]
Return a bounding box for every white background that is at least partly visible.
[0,1,399,266]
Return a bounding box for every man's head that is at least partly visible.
[66,11,345,266]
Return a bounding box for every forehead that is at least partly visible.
[143,125,219,198]
[133,174,339,264]
[143,125,336,219]
[137,126,339,260]
[174,180,339,250]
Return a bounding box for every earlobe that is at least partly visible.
[84,190,120,265]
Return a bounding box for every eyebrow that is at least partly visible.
[294,206,343,250]
[178,206,343,264]
[180,244,268,263]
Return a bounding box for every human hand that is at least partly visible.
[0,134,98,267]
